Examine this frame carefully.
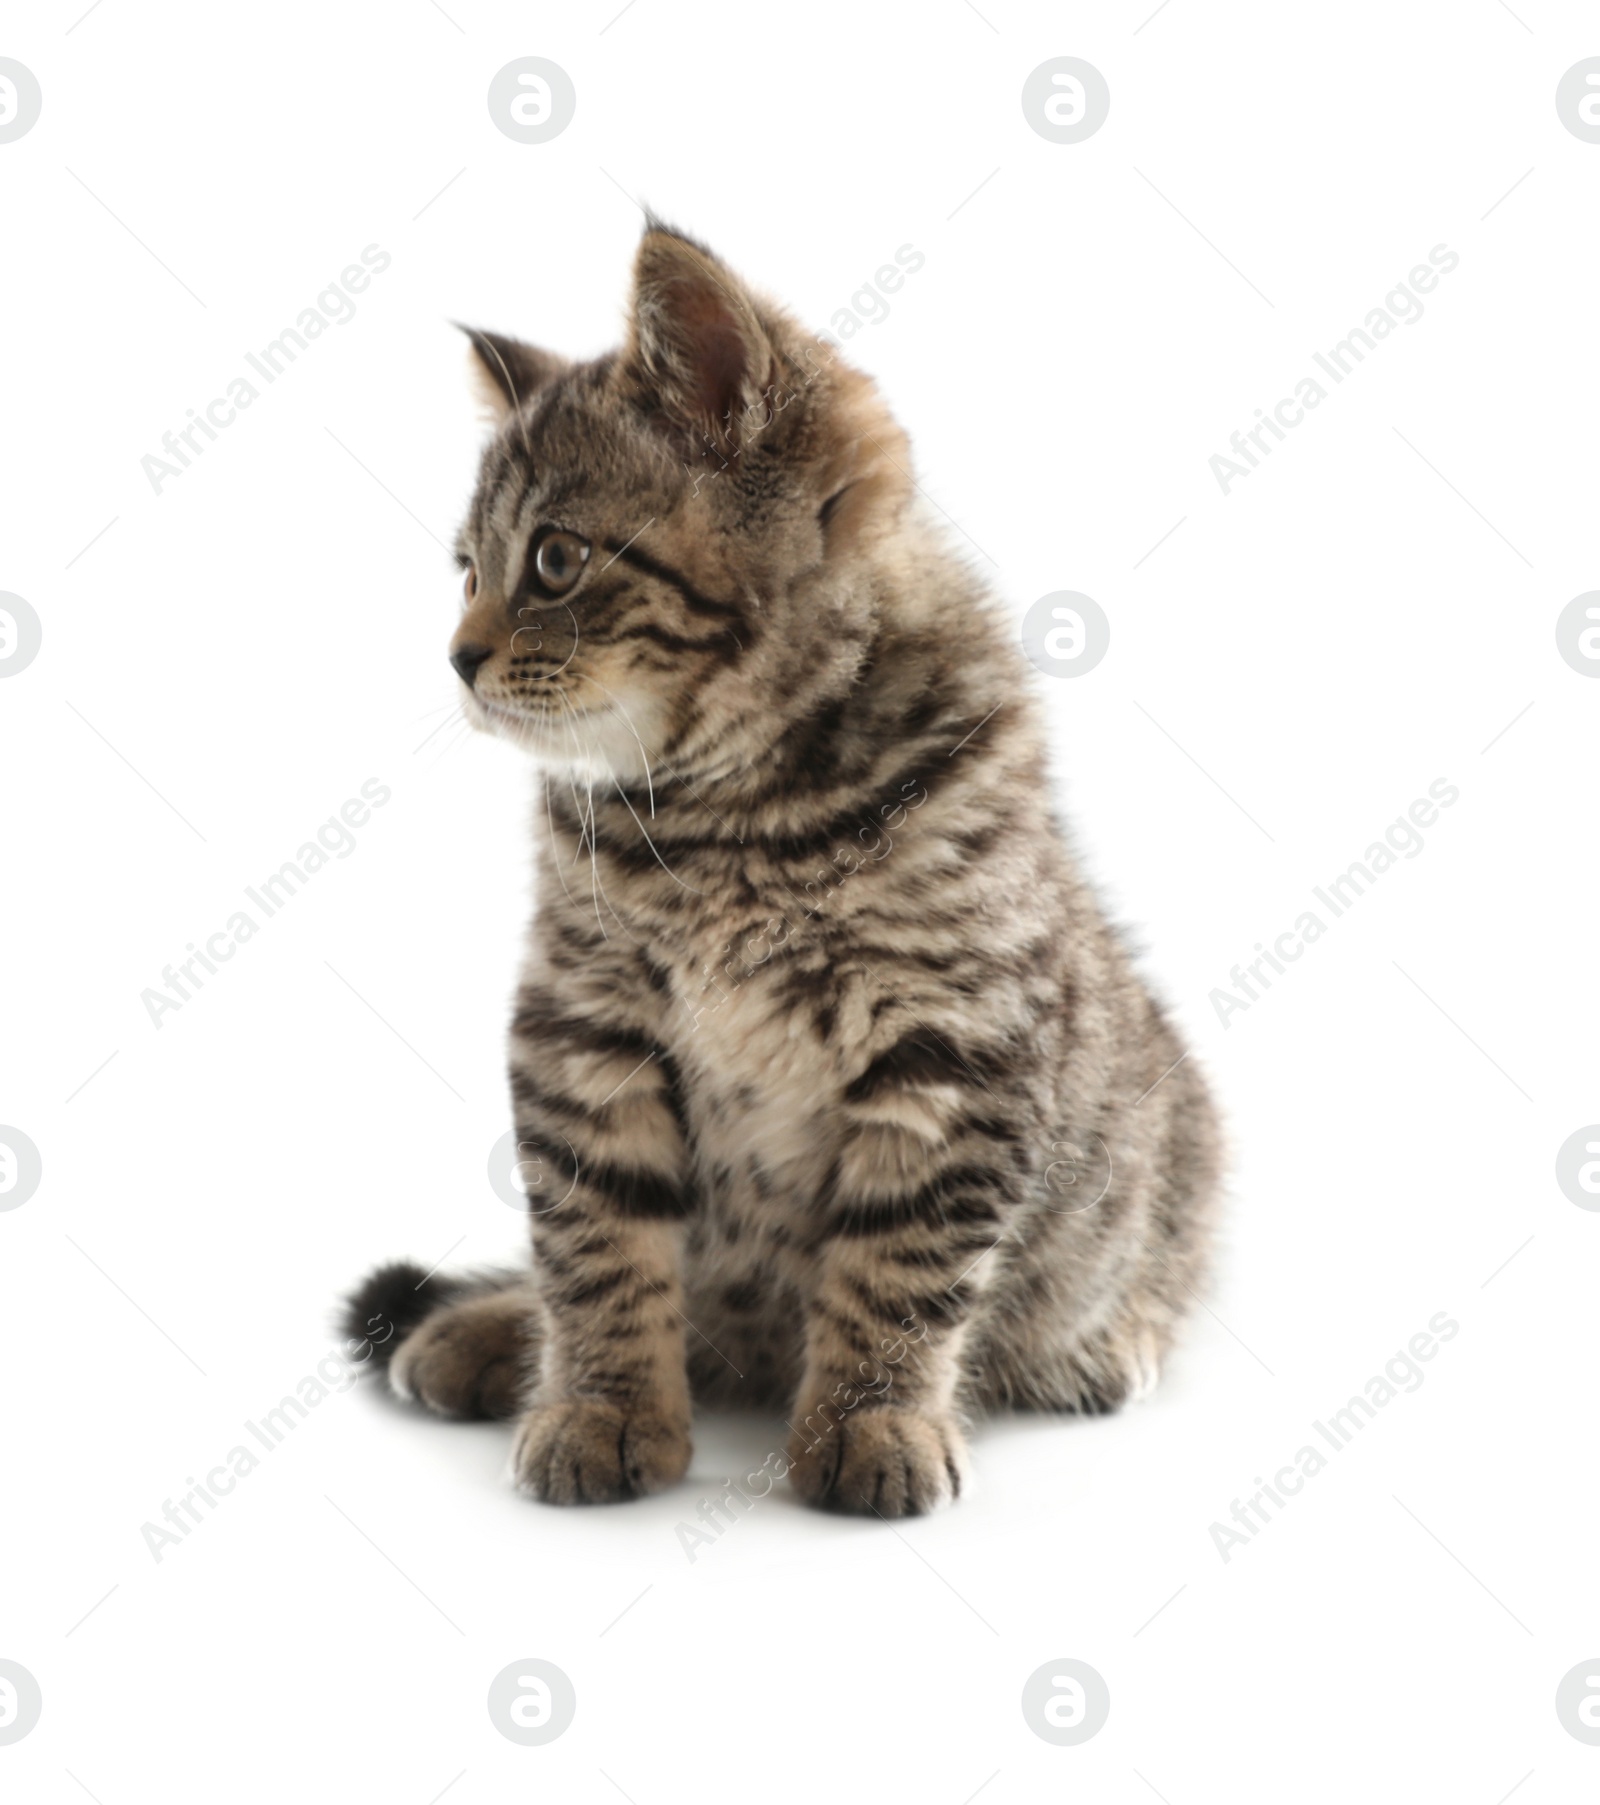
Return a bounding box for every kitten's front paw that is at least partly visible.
[510,1398,691,1504]
[787,1406,968,1517]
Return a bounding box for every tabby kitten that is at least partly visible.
[344,223,1220,1516]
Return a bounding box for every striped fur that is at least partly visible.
[345,224,1221,1515]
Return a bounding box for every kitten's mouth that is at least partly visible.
[470,692,602,756]
[474,694,581,729]
[468,687,649,783]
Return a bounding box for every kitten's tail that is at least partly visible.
[340,1259,468,1372]
[340,1261,536,1419]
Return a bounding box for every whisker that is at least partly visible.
[611,775,705,894]
[425,716,476,772]
[552,707,599,931]
[475,332,534,468]
[565,744,598,866]
[570,671,658,817]
[414,701,466,754]
[569,708,636,937]
[555,693,611,943]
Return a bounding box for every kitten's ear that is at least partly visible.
[622,225,775,446]
[456,325,568,420]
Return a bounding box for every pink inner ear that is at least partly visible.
[672,281,751,426]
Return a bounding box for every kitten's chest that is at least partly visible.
[658,930,858,1196]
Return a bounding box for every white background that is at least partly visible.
[3,1,1596,1799]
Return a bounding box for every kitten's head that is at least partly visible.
[450,223,911,783]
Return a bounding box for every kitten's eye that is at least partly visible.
[463,561,478,603]
[532,530,590,597]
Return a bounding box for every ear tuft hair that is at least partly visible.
[455,324,568,420]
[638,209,716,260]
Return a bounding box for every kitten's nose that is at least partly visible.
[450,642,493,688]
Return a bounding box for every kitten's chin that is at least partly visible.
[468,695,571,759]
[469,693,659,784]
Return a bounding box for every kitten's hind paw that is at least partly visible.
[389,1287,534,1420]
